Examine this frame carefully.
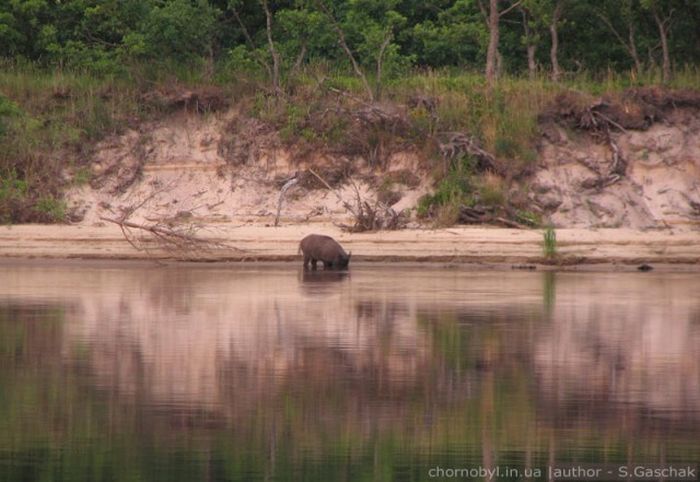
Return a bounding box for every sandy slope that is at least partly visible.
[1,223,698,267]
[7,104,697,267]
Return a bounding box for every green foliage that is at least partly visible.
[0,170,66,224]
[0,95,21,138]
[515,209,542,227]
[0,0,698,224]
[410,0,486,67]
[35,196,66,222]
[0,171,28,224]
[478,183,505,207]
[0,0,697,78]
[226,44,260,73]
[417,155,475,218]
[0,65,150,223]
[141,0,219,62]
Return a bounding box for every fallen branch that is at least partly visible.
[458,206,527,229]
[100,179,244,258]
[101,216,243,257]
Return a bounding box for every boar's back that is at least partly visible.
[299,234,348,262]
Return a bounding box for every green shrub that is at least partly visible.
[0,95,21,138]
[543,226,557,259]
[431,156,476,206]
[417,156,476,218]
[35,196,66,222]
[141,0,219,63]
[478,183,505,207]
[515,210,542,227]
[0,171,28,224]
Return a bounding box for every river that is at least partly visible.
[1,261,698,481]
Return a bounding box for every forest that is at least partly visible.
[1,0,699,224]
[1,0,699,83]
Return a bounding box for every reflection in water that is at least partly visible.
[0,263,698,481]
[535,273,700,430]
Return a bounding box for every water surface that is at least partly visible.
[1,262,698,481]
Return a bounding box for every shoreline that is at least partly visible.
[1,223,698,270]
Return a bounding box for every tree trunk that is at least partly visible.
[527,44,537,79]
[653,9,671,83]
[291,41,307,75]
[520,7,537,79]
[374,32,392,101]
[628,26,642,74]
[597,11,643,75]
[261,0,281,97]
[485,0,500,84]
[549,2,562,82]
[315,0,374,101]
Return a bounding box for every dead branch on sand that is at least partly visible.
[308,168,407,232]
[102,182,244,259]
[100,216,240,257]
[458,205,526,229]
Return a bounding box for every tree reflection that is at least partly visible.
[1,267,699,481]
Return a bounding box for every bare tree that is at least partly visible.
[640,0,675,82]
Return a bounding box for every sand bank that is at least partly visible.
[1,223,698,268]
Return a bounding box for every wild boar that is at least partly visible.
[298,234,351,270]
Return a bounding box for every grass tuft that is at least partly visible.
[543,226,557,259]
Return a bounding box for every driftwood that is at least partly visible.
[274,175,300,226]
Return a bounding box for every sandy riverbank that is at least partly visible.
[1,223,698,268]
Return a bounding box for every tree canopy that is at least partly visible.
[0,0,698,79]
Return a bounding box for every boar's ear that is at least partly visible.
[347,251,352,259]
